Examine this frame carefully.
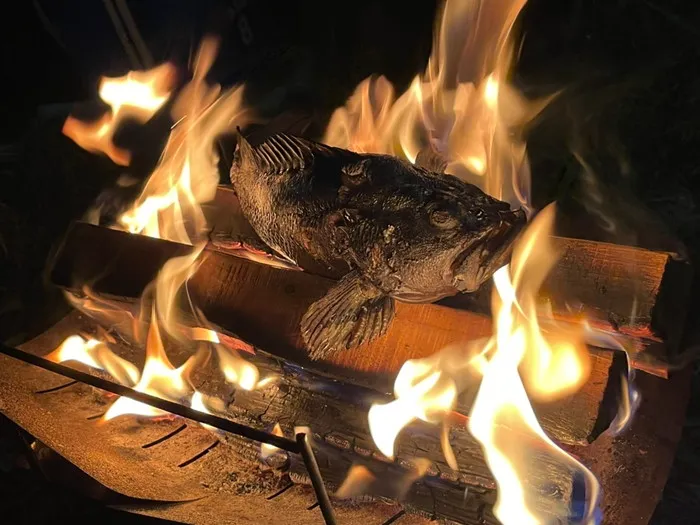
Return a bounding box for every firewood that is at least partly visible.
[50,221,626,445]
[0,310,584,524]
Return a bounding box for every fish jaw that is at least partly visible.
[452,208,527,293]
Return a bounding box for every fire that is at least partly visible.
[260,423,285,458]
[104,310,195,420]
[368,206,600,523]
[469,206,597,524]
[46,334,140,387]
[324,0,548,210]
[63,63,176,166]
[116,37,252,245]
[59,37,263,426]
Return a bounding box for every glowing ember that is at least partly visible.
[63,63,176,166]
[46,335,140,387]
[324,0,548,210]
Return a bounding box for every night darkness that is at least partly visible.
[2,1,700,523]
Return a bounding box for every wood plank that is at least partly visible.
[50,221,625,445]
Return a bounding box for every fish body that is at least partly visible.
[230,133,526,359]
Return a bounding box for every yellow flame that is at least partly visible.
[368,362,457,458]
[190,391,227,431]
[368,206,600,523]
[63,63,176,166]
[324,0,548,210]
[62,36,262,426]
[104,309,195,420]
[335,465,376,499]
[216,344,261,391]
[116,36,253,245]
[46,335,140,387]
[260,423,285,458]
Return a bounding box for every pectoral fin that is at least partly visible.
[301,271,395,360]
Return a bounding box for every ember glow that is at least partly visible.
[324,0,548,210]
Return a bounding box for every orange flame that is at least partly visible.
[260,423,285,459]
[324,0,549,210]
[62,36,262,425]
[104,310,195,420]
[335,465,376,499]
[63,63,176,166]
[46,334,140,387]
[117,37,253,245]
[368,206,600,523]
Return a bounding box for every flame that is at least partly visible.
[335,465,376,499]
[117,36,253,245]
[104,310,195,420]
[324,0,549,210]
[61,36,263,426]
[368,362,457,458]
[46,335,140,386]
[260,423,285,458]
[63,63,176,166]
[468,207,596,524]
[190,391,227,432]
[216,344,261,391]
[368,206,601,523]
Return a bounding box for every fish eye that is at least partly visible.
[430,209,459,229]
[341,161,369,186]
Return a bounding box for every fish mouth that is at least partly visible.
[452,208,527,292]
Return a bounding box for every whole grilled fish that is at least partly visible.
[230,133,526,359]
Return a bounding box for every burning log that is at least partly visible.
[51,220,626,446]
[0,310,580,524]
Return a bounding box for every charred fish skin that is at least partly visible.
[230,133,526,359]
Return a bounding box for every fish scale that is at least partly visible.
[230,132,526,359]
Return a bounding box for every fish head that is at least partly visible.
[385,176,527,300]
[449,204,527,293]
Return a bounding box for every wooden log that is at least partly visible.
[208,185,692,377]
[1,309,587,524]
[50,221,625,446]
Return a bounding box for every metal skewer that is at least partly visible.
[0,342,338,525]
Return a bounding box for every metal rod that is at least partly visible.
[0,342,340,523]
[296,433,337,525]
[0,343,299,453]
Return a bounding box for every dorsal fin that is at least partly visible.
[254,133,315,173]
[232,129,259,170]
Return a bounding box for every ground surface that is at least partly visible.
[1,0,700,523]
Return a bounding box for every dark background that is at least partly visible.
[1,0,700,523]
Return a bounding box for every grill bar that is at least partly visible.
[0,342,338,525]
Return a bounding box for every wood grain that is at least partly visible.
[50,222,625,445]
